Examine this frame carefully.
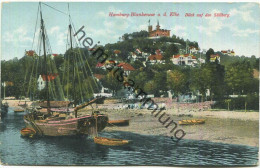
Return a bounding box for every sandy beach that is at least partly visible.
[83,108,259,147]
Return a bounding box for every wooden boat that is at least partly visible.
[24,112,108,136]
[94,137,131,146]
[178,119,205,125]
[108,119,129,126]
[20,128,36,137]
[14,108,25,112]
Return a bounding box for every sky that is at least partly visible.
[1,2,260,61]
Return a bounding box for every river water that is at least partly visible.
[0,109,258,166]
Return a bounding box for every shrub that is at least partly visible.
[213,94,259,111]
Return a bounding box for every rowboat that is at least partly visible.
[20,128,36,137]
[94,137,131,146]
[178,119,205,125]
[108,119,129,126]
[14,108,25,112]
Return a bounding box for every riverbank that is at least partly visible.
[2,99,33,107]
[79,109,259,147]
[3,99,258,147]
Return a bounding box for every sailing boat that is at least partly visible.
[23,3,108,137]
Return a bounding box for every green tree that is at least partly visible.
[225,61,257,95]
[143,80,158,94]
[100,72,122,95]
[206,48,214,63]
[167,69,188,97]
[132,60,144,69]
[163,44,179,62]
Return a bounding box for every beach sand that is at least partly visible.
[80,108,259,147]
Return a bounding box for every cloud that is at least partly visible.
[196,9,225,36]
[229,8,254,22]
[137,24,147,31]
[49,26,60,34]
[240,3,256,9]
[3,26,32,43]
[87,6,135,44]
[97,11,106,18]
[47,26,67,47]
[172,25,186,32]
[228,25,260,37]
[229,3,257,23]
[172,25,187,38]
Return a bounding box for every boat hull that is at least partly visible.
[178,119,205,125]
[94,137,131,146]
[14,109,25,113]
[20,128,36,137]
[108,119,129,126]
[24,114,108,136]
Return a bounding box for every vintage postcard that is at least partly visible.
[0,1,259,167]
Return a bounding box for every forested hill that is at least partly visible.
[103,30,198,61]
[1,30,259,109]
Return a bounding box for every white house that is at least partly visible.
[210,54,220,63]
[189,47,199,54]
[93,74,113,98]
[37,74,58,90]
[147,49,165,65]
[172,54,197,66]
[221,49,235,56]
[93,87,113,98]
[38,75,45,90]
[198,58,206,64]
[117,62,135,76]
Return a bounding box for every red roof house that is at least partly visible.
[117,62,135,71]
[96,62,105,68]
[41,74,58,81]
[94,74,105,80]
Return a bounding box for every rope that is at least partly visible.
[26,114,43,136]
[42,2,69,16]
[75,59,84,103]
[31,3,40,50]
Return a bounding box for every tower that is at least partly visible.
[148,19,152,33]
[156,20,160,30]
[148,25,152,32]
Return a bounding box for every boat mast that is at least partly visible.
[40,4,51,114]
[69,24,77,117]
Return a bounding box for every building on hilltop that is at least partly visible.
[148,20,170,38]
[210,54,220,63]
[221,49,235,56]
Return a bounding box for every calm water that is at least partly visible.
[0,109,258,166]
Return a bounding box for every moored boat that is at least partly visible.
[94,137,131,146]
[14,108,25,113]
[22,3,108,137]
[24,99,108,136]
[20,128,36,137]
[108,119,129,126]
[178,119,205,125]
